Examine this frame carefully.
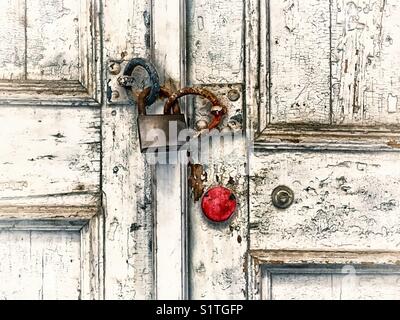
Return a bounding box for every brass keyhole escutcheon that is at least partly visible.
[271,186,294,209]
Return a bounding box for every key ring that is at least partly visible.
[164,87,228,130]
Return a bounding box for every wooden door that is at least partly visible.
[2,0,400,301]
[0,0,103,299]
[0,0,187,300]
[246,0,400,300]
[178,0,400,300]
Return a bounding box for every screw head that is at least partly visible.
[111,90,120,100]
[271,186,294,209]
[108,62,121,75]
[227,89,240,102]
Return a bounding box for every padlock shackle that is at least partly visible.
[137,86,181,115]
[164,87,228,130]
[123,58,161,106]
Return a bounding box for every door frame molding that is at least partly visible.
[248,249,400,300]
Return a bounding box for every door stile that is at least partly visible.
[151,0,188,300]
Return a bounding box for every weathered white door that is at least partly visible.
[246,0,400,300]
[0,0,186,300]
[0,0,104,299]
[179,0,400,300]
[2,0,400,301]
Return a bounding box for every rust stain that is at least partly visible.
[188,163,208,202]
[387,139,400,148]
[280,138,301,144]
[73,184,85,191]
[242,253,249,275]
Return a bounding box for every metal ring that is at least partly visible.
[123,58,161,106]
[164,87,227,130]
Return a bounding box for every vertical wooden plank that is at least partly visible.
[269,0,331,124]
[0,107,101,207]
[26,0,80,80]
[102,0,154,299]
[331,0,400,125]
[154,164,186,299]
[0,0,25,80]
[245,0,263,134]
[186,0,247,300]
[187,0,244,84]
[188,138,248,299]
[152,0,187,300]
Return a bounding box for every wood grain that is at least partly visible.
[0,107,100,207]
[0,0,25,80]
[187,0,244,84]
[0,230,81,299]
[102,0,154,300]
[332,0,400,125]
[269,0,331,124]
[250,151,400,252]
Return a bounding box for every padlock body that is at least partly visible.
[137,114,187,152]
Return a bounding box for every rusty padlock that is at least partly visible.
[137,86,187,153]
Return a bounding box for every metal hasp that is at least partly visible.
[201,186,237,223]
[119,58,161,106]
[271,186,294,209]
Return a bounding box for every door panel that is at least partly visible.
[269,0,400,126]
[186,0,248,299]
[0,0,100,105]
[270,0,331,124]
[0,231,81,300]
[250,151,400,251]
[0,107,100,208]
[262,265,400,300]
[332,0,400,125]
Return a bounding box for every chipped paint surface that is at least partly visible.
[189,137,248,299]
[332,0,400,125]
[187,0,244,84]
[268,0,400,125]
[270,0,331,124]
[250,152,400,251]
